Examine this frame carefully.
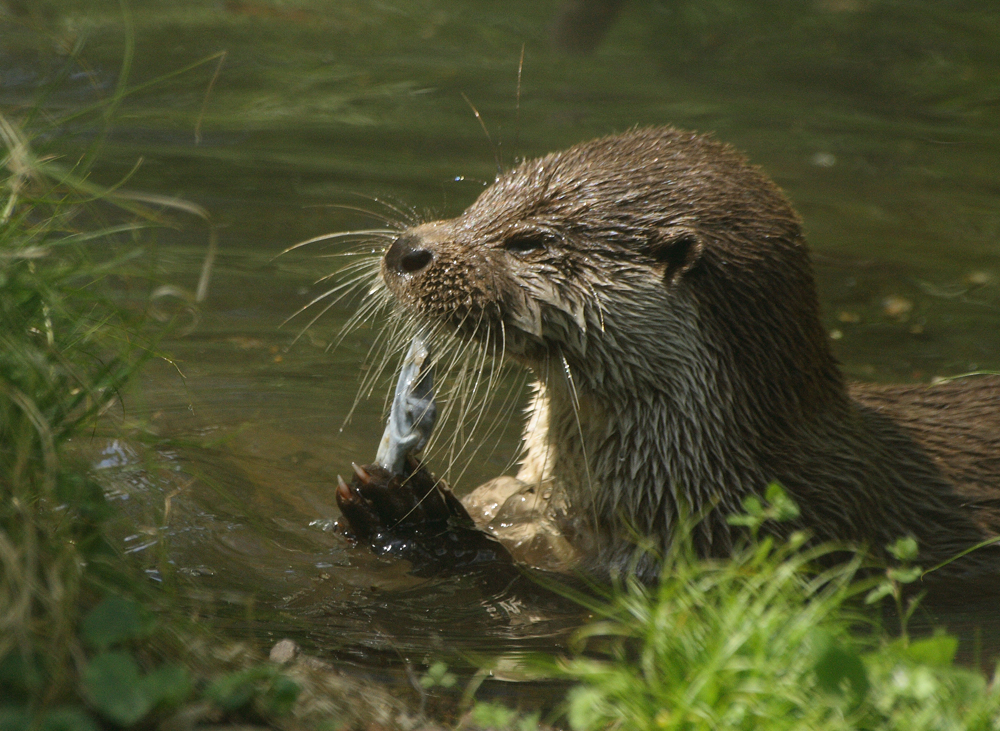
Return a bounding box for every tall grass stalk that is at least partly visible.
[0,103,167,711]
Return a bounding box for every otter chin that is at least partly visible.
[362,126,1000,581]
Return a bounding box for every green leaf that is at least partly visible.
[82,652,154,725]
[905,634,959,668]
[141,664,192,708]
[765,483,800,521]
[864,583,894,605]
[38,708,100,731]
[207,677,256,712]
[887,566,922,584]
[742,496,764,517]
[207,666,276,712]
[471,702,519,729]
[262,675,300,717]
[81,596,155,650]
[420,661,456,689]
[813,633,870,703]
[764,482,786,503]
[887,536,919,562]
[566,686,608,731]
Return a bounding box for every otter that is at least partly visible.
[335,126,1000,582]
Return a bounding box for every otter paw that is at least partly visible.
[335,458,515,573]
[335,461,454,538]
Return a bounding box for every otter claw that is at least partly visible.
[336,474,351,500]
[351,462,371,484]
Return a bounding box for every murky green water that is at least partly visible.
[5,0,1000,669]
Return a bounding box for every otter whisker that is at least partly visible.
[313,252,383,263]
[342,271,393,316]
[329,248,386,264]
[447,321,493,465]
[521,370,554,517]
[289,281,377,334]
[420,312,522,487]
[313,256,383,284]
[496,375,530,477]
[425,343,472,472]
[287,266,385,341]
[311,202,410,229]
[359,310,408,396]
[426,321,492,478]
[334,294,393,345]
[559,349,603,551]
[294,267,380,316]
[342,191,421,228]
[373,314,416,390]
[289,297,362,345]
[280,229,398,255]
[341,311,416,428]
[451,363,526,489]
[490,320,531,476]
[429,313,479,405]
[481,316,505,397]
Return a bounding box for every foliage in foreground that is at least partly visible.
[0,65,300,728]
[0,103,161,722]
[551,487,1000,731]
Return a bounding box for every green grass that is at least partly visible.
[0,105,157,713]
[0,57,300,731]
[546,493,1000,731]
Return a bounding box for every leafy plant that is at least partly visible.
[469,701,540,731]
[551,489,1000,731]
[421,661,458,691]
[207,665,301,717]
[0,35,215,725]
[0,105,160,719]
[864,536,924,642]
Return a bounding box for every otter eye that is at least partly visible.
[503,234,546,255]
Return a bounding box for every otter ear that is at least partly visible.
[649,226,704,283]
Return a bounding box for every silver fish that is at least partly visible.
[375,334,436,476]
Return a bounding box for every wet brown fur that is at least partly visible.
[378,127,1000,581]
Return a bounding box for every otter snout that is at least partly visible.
[385,233,433,275]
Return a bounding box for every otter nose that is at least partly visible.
[385,233,433,274]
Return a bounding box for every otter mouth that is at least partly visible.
[381,272,550,365]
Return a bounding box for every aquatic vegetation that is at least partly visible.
[549,490,1000,731]
[367,495,1000,730]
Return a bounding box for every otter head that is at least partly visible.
[381,127,843,418]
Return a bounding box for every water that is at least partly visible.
[5,0,1000,669]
